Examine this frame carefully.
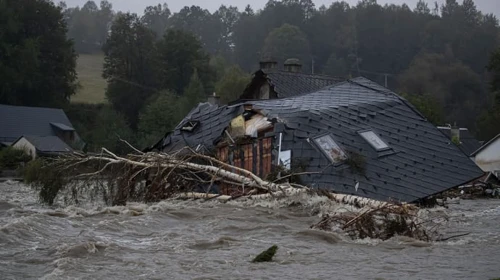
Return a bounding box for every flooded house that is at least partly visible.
[471,133,500,180]
[151,61,483,203]
[0,104,84,158]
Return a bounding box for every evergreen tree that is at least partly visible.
[0,0,78,107]
[102,13,158,129]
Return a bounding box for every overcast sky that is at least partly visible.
[62,0,499,17]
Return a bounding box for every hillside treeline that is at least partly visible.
[1,0,499,153]
[62,0,500,139]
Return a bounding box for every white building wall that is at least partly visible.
[474,138,500,172]
[12,137,37,160]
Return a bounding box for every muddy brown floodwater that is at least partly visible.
[1,181,500,280]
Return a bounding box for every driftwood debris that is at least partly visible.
[311,203,434,241]
[28,146,442,242]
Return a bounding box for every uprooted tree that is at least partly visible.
[24,145,449,242]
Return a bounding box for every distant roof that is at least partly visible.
[242,69,344,99]
[16,135,73,153]
[157,77,483,203]
[437,127,482,156]
[0,104,76,143]
[471,133,500,156]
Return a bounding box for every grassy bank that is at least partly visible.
[72,53,107,104]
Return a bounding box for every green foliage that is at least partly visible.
[261,23,311,69]
[178,70,207,118]
[23,159,65,205]
[487,48,500,105]
[141,3,171,38]
[166,6,224,55]
[137,92,182,148]
[477,48,500,140]
[398,53,487,130]
[64,1,114,54]
[66,103,133,154]
[0,0,78,107]
[214,65,250,104]
[0,147,31,169]
[252,245,278,263]
[400,93,444,125]
[451,135,461,145]
[157,29,213,96]
[90,106,134,154]
[56,0,500,139]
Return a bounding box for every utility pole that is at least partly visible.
[311,57,315,75]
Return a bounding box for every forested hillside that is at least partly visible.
[1,0,499,152]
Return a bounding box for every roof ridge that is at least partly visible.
[471,133,500,156]
[0,103,65,111]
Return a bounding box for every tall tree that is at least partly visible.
[0,0,78,107]
[399,52,488,130]
[157,29,212,96]
[167,6,222,54]
[103,13,158,128]
[213,5,240,59]
[215,65,250,104]
[65,1,114,53]
[142,3,171,38]
[261,23,311,69]
[476,48,500,140]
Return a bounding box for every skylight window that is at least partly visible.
[180,120,200,132]
[359,130,389,151]
[313,134,347,164]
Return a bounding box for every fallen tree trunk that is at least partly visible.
[25,146,438,241]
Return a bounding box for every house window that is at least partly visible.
[359,130,389,151]
[313,134,347,164]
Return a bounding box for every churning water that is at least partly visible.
[1,181,500,280]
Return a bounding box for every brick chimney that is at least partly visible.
[284,58,302,73]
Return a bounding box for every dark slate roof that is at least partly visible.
[0,104,76,144]
[19,136,73,153]
[437,127,482,156]
[157,77,483,203]
[51,122,75,131]
[243,69,344,99]
[471,133,500,156]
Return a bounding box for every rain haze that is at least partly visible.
[63,0,500,17]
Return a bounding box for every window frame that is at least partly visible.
[358,129,390,152]
[312,133,348,165]
[180,120,200,133]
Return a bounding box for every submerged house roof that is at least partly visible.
[0,104,79,145]
[155,77,483,203]
[437,126,482,156]
[240,68,344,99]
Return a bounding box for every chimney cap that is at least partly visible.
[284,58,301,66]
